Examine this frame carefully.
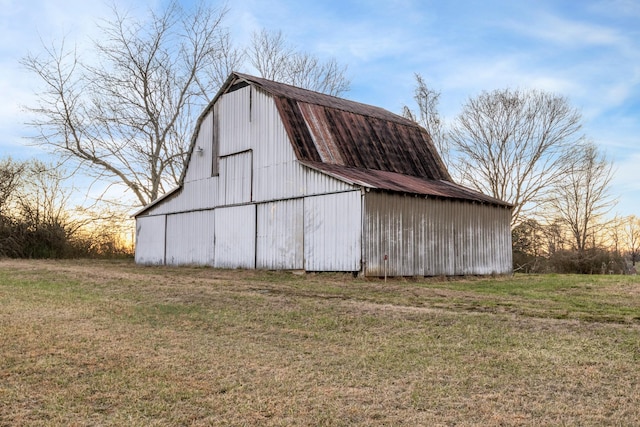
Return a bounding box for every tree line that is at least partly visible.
[19,1,636,272]
[0,158,132,258]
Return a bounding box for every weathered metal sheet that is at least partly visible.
[135,215,166,265]
[143,177,220,216]
[233,72,416,125]
[251,88,297,167]
[256,200,304,269]
[184,110,214,183]
[250,87,308,202]
[363,192,512,276]
[304,164,355,196]
[218,86,252,157]
[253,162,305,202]
[214,205,256,269]
[165,210,215,266]
[304,191,362,272]
[219,151,252,206]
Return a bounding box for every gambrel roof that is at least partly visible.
[173,72,510,210]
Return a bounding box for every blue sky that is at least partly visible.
[1,0,638,217]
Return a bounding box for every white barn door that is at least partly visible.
[256,200,304,270]
[304,191,361,272]
[165,210,215,266]
[214,204,256,269]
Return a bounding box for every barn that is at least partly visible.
[134,72,512,276]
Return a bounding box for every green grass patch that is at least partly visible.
[1,259,639,426]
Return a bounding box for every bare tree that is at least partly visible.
[622,215,640,266]
[608,215,623,256]
[449,88,584,226]
[22,1,233,206]
[248,29,350,96]
[548,143,615,252]
[403,73,449,166]
[24,8,352,208]
[207,31,245,89]
[0,157,134,258]
[0,157,26,218]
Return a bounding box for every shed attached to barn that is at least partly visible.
[134,72,512,276]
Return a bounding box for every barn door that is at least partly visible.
[304,191,361,272]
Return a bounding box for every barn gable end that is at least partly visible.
[134,72,512,275]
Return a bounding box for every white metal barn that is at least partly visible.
[134,73,512,276]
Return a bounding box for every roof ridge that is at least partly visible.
[233,72,417,126]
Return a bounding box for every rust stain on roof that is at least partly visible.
[298,102,344,164]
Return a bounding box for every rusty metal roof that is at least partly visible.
[300,161,511,207]
[232,73,451,181]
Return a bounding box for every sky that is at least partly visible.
[0,0,638,217]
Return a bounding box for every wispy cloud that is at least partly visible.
[506,12,625,48]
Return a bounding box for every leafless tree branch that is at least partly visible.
[449,88,584,226]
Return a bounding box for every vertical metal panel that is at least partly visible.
[364,192,512,276]
[184,177,219,211]
[304,191,361,272]
[219,151,252,206]
[218,86,252,156]
[256,199,304,269]
[251,88,305,202]
[135,215,166,265]
[165,210,215,266]
[251,88,297,167]
[184,111,214,183]
[214,205,256,269]
[363,194,420,276]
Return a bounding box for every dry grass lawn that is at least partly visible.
[1,259,639,426]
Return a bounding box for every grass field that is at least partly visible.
[1,259,639,426]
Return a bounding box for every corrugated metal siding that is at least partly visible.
[144,177,219,216]
[184,110,214,183]
[256,200,304,269]
[251,88,297,167]
[253,162,305,201]
[304,191,362,272]
[363,192,512,276]
[218,86,252,157]
[219,151,252,205]
[165,210,215,266]
[304,164,355,196]
[135,215,166,265]
[251,88,306,202]
[214,205,256,269]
